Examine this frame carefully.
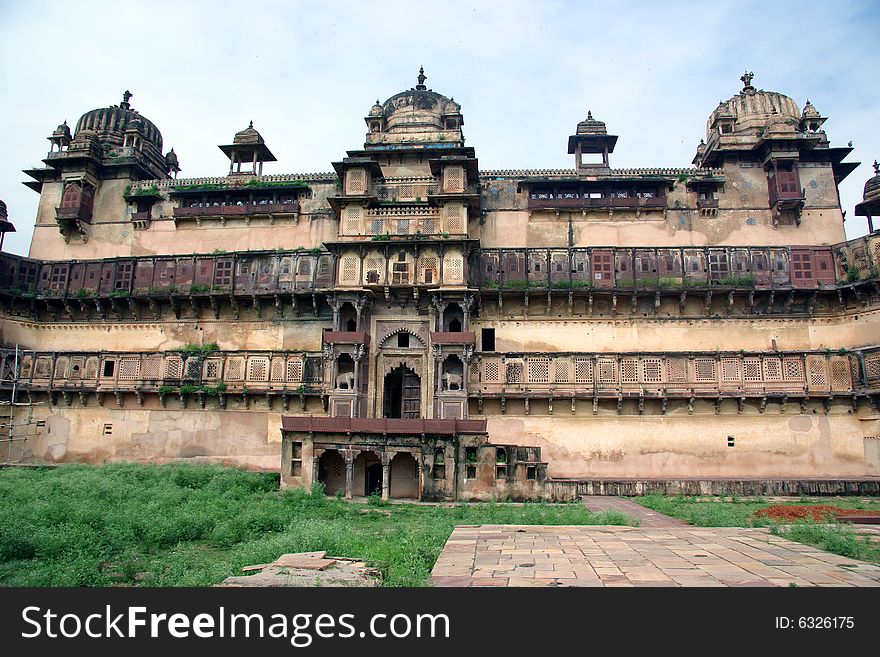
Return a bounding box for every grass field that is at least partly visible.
[0,463,635,587]
[634,494,880,564]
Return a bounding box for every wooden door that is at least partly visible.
[402,369,421,418]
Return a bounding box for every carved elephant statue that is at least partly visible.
[336,371,356,390]
[442,372,462,391]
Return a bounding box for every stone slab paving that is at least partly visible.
[431,525,880,587]
[580,496,688,527]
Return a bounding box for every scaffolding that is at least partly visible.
[0,345,41,465]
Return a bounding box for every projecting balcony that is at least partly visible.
[172,201,300,225]
[528,195,667,211]
[322,330,371,346]
[430,331,476,345]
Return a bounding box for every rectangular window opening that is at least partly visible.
[482,328,495,352]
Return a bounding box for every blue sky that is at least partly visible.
[1,0,878,254]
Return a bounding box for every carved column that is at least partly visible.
[343,449,356,500]
[327,295,341,331]
[461,294,475,332]
[462,344,474,395]
[433,344,444,394]
[381,452,392,501]
[323,344,337,390]
[354,294,370,332]
[431,294,448,332]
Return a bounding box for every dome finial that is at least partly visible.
[248,120,253,129]
[874,160,879,176]
[121,90,132,109]
[416,66,427,90]
[587,110,593,120]
[740,70,755,92]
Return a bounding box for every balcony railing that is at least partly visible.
[3,350,326,395]
[173,201,300,220]
[470,348,879,397]
[528,195,667,210]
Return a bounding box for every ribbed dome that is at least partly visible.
[374,68,462,134]
[74,91,163,151]
[575,111,607,135]
[233,121,264,145]
[707,73,800,136]
[802,100,821,119]
[864,161,880,204]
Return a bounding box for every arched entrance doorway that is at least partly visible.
[317,450,345,496]
[353,450,382,496]
[383,365,421,418]
[390,452,419,499]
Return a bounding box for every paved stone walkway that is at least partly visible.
[580,496,688,527]
[431,525,880,587]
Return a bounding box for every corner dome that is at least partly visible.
[74,91,164,152]
[864,160,880,205]
[233,121,265,145]
[706,72,800,137]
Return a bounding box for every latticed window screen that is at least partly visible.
[444,166,464,192]
[620,358,638,384]
[553,358,571,383]
[340,256,359,284]
[35,357,52,378]
[597,359,617,384]
[54,357,68,379]
[763,358,782,381]
[304,357,323,383]
[141,357,161,380]
[782,358,804,381]
[865,354,880,382]
[270,358,285,382]
[342,207,361,235]
[693,358,717,382]
[84,357,99,380]
[444,205,465,233]
[225,357,245,381]
[484,359,501,383]
[743,358,762,382]
[641,358,663,384]
[807,357,828,388]
[527,358,550,384]
[830,358,851,390]
[204,360,221,380]
[248,358,269,382]
[423,216,437,234]
[574,358,593,384]
[469,361,480,382]
[720,357,740,383]
[165,357,182,379]
[345,169,366,195]
[419,257,438,284]
[185,359,201,380]
[286,359,303,382]
[506,362,523,384]
[365,257,384,284]
[444,256,464,283]
[119,357,141,380]
[70,357,85,380]
[666,358,687,383]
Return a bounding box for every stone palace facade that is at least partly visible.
[1,70,879,500]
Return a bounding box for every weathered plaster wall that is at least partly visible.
[485,407,879,479]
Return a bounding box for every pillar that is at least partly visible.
[311,455,320,490]
[381,453,392,501]
[343,450,355,500]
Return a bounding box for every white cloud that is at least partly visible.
[1,0,878,255]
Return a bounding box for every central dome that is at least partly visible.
[364,68,464,147]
